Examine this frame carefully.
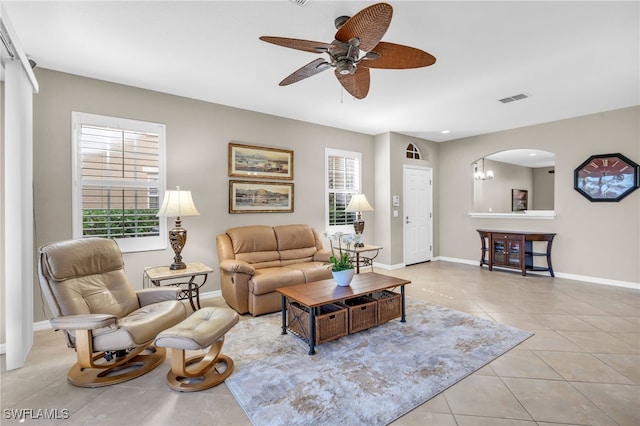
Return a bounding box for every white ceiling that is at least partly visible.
[4,1,639,143]
[487,149,555,168]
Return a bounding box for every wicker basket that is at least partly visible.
[371,290,402,324]
[287,302,348,345]
[344,296,378,333]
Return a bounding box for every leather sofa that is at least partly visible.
[216,224,333,316]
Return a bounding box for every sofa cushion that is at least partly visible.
[274,224,317,250]
[285,262,332,282]
[248,267,305,295]
[226,225,280,267]
[280,247,317,264]
[274,224,320,262]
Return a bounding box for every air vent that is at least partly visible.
[290,0,310,5]
[499,93,529,104]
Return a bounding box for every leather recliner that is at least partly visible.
[38,237,187,387]
[216,224,333,316]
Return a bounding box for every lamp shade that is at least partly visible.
[345,194,374,212]
[157,188,200,218]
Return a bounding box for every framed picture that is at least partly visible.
[229,180,294,213]
[228,142,293,180]
[512,189,528,211]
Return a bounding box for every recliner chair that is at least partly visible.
[38,237,187,387]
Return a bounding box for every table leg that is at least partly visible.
[308,307,316,355]
[401,285,407,323]
[281,295,287,335]
[187,277,198,311]
[356,252,360,274]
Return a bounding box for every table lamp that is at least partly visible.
[157,186,200,270]
[345,193,374,247]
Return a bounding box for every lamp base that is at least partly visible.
[353,217,365,247]
[168,219,188,270]
[170,262,187,270]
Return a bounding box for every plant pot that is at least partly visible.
[332,268,355,287]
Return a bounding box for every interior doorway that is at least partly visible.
[403,165,433,265]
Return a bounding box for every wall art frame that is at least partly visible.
[229,180,294,213]
[574,153,640,202]
[512,189,528,211]
[228,142,294,180]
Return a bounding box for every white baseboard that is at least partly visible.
[373,262,406,270]
[439,257,640,290]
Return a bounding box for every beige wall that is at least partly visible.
[373,133,439,267]
[533,167,555,210]
[23,68,640,327]
[474,159,533,213]
[31,69,375,322]
[439,106,640,284]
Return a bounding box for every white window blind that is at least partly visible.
[72,112,166,252]
[326,148,361,231]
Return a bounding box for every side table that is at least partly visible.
[342,245,383,274]
[144,262,213,310]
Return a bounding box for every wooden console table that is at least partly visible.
[476,230,556,277]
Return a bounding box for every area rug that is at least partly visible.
[223,297,532,426]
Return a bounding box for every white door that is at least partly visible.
[404,166,432,265]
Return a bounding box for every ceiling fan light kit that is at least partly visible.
[260,2,436,99]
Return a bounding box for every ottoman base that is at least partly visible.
[155,307,239,392]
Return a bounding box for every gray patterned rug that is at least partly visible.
[224,297,532,426]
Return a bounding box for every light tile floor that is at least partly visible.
[1,261,638,425]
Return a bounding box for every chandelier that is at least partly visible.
[474,158,494,181]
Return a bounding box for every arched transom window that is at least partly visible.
[406,143,422,160]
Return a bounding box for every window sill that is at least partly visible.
[468,210,556,220]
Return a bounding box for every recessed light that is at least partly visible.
[528,153,537,156]
[441,130,451,134]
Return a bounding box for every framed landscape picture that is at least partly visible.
[229,180,294,213]
[512,189,528,211]
[228,142,294,180]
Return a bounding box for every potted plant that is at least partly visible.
[324,232,355,286]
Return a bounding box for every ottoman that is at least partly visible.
[155,307,239,391]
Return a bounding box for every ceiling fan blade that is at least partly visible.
[279,58,332,86]
[260,36,335,53]
[335,67,370,99]
[335,2,393,52]
[363,41,436,69]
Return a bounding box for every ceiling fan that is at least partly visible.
[259,2,436,99]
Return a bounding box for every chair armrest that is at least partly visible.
[136,287,182,306]
[313,249,333,263]
[50,314,117,331]
[219,259,255,275]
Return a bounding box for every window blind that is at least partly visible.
[77,123,161,240]
[327,153,360,226]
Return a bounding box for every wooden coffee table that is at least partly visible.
[276,273,411,355]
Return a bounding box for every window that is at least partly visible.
[326,148,361,233]
[72,112,166,252]
[406,143,421,159]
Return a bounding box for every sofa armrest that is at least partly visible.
[219,259,255,275]
[50,314,117,331]
[136,287,182,306]
[313,249,333,263]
